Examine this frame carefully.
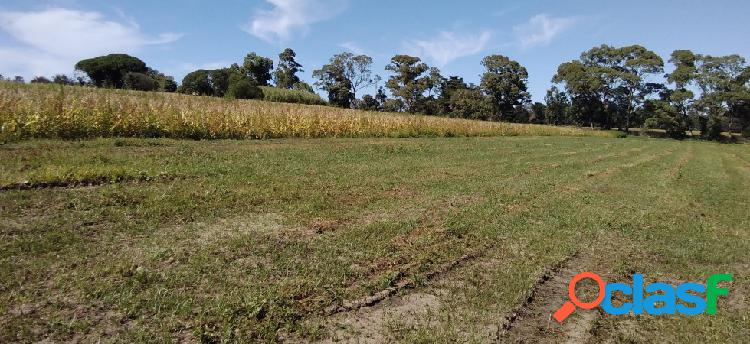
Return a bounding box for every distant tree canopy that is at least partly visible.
[552,45,665,130]
[75,54,148,88]
[177,50,331,103]
[8,42,750,141]
[31,76,51,84]
[549,45,750,140]
[74,54,176,92]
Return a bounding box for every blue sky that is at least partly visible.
[1,0,749,101]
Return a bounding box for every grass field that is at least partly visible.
[0,83,614,142]
[1,136,748,342]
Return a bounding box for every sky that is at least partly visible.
[1,0,749,101]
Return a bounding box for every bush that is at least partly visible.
[226,80,263,100]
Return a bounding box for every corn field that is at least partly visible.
[0,82,615,141]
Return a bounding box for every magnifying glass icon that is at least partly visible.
[553,272,605,323]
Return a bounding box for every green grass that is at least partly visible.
[0,136,748,342]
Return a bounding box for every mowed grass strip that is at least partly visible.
[0,82,614,141]
[1,137,747,342]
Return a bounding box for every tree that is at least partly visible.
[13,76,25,83]
[354,95,380,111]
[553,45,664,130]
[147,69,178,92]
[642,100,686,139]
[179,70,214,96]
[544,86,570,125]
[313,52,378,108]
[385,55,433,113]
[531,102,547,124]
[31,76,51,84]
[226,79,263,100]
[693,54,747,137]
[666,50,698,133]
[208,69,232,97]
[612,45,664,130]
[480,55,531,121]
[450,87,490,120]
[123,72,158,91]
[383,98,405,113]
[375,87,388,111]
[274,48,303,89]
[243,52,273,86]
[75,54,148,88]
[53,74,75,85]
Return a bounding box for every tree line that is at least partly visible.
[5,44,749,140]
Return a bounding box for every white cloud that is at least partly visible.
[339,41,365,55]
[244,0,346,43]
[514,14,577,49]
[0,8,181,78]
[406,30,492,67]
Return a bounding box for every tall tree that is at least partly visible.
[552,60,603,128]
[344,53,379,101]
[313,52,378,108]
[385,55,433,113]
[693,54,748,137]
[480,55,531,121]
[666,50,698,132]
[437,76,469,115]
[544,86,571,125]
[243,52,273,86]
[274,48,303,89]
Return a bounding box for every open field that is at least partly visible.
[1,136,748,342]
[0,83,614,142]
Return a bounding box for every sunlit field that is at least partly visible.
[1,135,748,342]
[0,83,614,142]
